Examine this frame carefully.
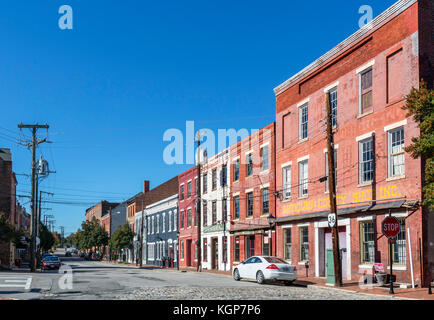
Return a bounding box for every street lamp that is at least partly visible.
[267,214,276,256]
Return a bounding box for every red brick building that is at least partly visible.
[273,0,433,286]
[229,123,276,268]
[178,166,199,268]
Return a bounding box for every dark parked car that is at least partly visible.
[41,256,62,270]
[65,251,72,257]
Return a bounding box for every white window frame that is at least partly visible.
[298,160,308,197]
[388,126,405,178]
[359,137,374,184]
[299,103,308,140]
[282,165,291,200]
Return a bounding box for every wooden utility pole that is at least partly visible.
[196,131,203,272]
[139,198,144,267]
[18,123,49,272]
[325,94,342,287]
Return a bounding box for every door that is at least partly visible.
[186,240,192,266]
[211,238,218,269]
[326,249,334,284]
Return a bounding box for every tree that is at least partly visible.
[78,217,109,250]
[402,80,434,210]
[39,223,55,252]
[108,223,135,259]
[0,214,22,246]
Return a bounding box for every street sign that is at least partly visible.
[382,216,400,239]
[328,213,336,228]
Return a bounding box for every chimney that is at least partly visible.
[144,180,150,193]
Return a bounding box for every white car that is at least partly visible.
[232,256,297,285]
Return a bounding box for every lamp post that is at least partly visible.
[267,214,276,256]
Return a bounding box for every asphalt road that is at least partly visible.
[0,250,400,300]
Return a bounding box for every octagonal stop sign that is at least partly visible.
[382,216,401,239]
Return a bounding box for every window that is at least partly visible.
[212,201,217,225]
[283,166,291,199]
[299,227,309,261]
[388,127,405,177]
[194,207,198,226]
[203,174,208,194]
[180,185,184,201]
[246,192,253,217]
[187,181,191,198]
[360,221,375,264]
[261,188,269,216]
[260,146,269,171]
[299,160,308,197]
[284,228,292,260]
[233,159,240,181]
[246,236,255,258]
[168,211,172,231]
[325,150,337,192]
[393,218,406,265]
[234,236,240,261]
[299,103,308,140]
[263,235,269,256]
[187,208,192,227]
[156,215,160,233]
[162,212,166,232]
[195,177,199,196]
[148,243,155,261]
[203,239,207,262]
[221,165,227,186]
[147,217,150,235]
[246,153,253,176]
[359,137,374,183]
[173,210,177,231]
[203,202,207,226]
[180,240,184,260]
[195,242,198,260]
[222,198,228,221]
[212,169,217,190]
[359,67,373,114]
[223,236,228,263]
[152,216,155,234]
[234,196,239,219]
[329,87,337,127]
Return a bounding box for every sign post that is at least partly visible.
[381,211,401,294]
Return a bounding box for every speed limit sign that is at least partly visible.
[328,213,337,228]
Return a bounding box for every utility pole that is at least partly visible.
[196,131,204,272]
[18,123,49,272]
[325,94,342,287]
[139,198,144,267]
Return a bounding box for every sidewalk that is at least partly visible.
[296,276,434,300]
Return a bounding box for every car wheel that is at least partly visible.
[233,269,241,281]
[283,280,294,286]
[256,271,265,284]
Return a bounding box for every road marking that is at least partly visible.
[0,276,32,290]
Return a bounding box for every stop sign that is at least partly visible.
[382,216,401,239]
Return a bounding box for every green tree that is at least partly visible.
[0,214,22,246]
[79,217,109,250]
[402,80,434,210]
[39,223,55,251]
[108,223,135,258]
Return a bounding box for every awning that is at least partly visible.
[229,223,269,235]
[276,199,415,224]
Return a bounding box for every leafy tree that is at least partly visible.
[78,217,109,250]
[402,80,434,210]
[39,223,55,251]
[109,223,135,255]
[0,214,22,245]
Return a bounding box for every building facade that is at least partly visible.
[229,123,276,269]
[273,0,433,286]
[201,148,231,271]
[145,194,179,268]
[178,166,199,269]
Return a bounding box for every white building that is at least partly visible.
[200,148,231,271]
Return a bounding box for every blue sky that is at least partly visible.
[0,0,395,235]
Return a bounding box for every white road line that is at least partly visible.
[0,284,26,288]
[25,277,32,290]
[0,276,32,290]
[4,280,28,283]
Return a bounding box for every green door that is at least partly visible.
[326,249,334,284]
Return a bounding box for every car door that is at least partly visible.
[246,257,262,279]
[238,257,255,278]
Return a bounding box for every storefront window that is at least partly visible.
[299,227,309,261]
[393,219,406,265]
[234,236,240,261]
[284,228,292,260]
[360,221,375,264]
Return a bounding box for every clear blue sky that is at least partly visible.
[0,0,395,235]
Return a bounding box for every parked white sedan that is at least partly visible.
[233,256,297,285]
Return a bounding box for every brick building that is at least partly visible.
[273,0,433,286]
[85,201,119,223]
[229,123,276,269]
[178,166,199,269]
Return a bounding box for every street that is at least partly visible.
[0,250,404,300]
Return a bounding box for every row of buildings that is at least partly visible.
[0,148,31,268]
[86,0,433,287]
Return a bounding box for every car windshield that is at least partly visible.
[262,257,288,264]
[43,257,59,262]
